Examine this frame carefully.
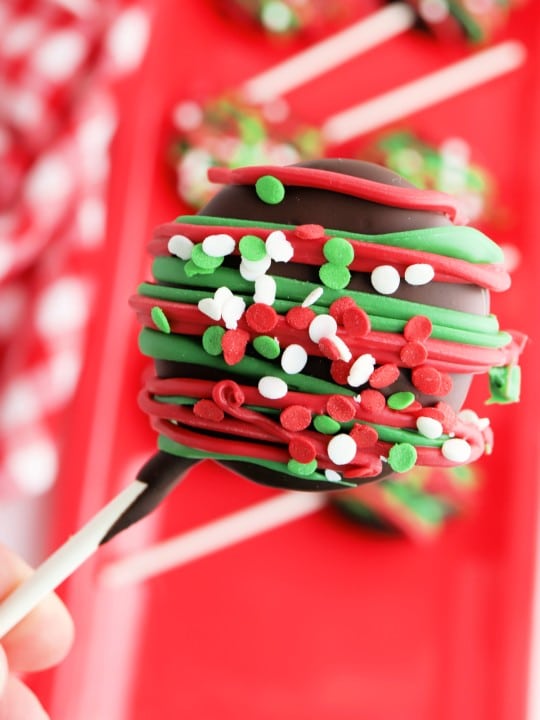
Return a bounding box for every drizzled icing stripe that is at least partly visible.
[207,165,467,223]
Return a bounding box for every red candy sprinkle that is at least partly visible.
[222,329,250,365]
[438,372,453,396]
[289,437,317,463]
[286,306,315,330]
[360,389,386,414]
[369,363,400,388]
[342,306,371,336]
[319,337,341,360]
[329,296,356,324]
[280,405,312,432]
[326,395,357,422]
[400,341,428,367]
[245,303,278,333]
[193,399,225,422]
[411,366,441,395]
[350,424,379,447]
[435,401,457,432]
[404,315,433,342]
[330,359,352,385]
[295,224,325,240]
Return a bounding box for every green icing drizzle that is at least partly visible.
[176,214,504,264]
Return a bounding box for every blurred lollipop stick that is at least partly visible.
[241,3,415,103]
[0,480,146,639]
[322,40,526,144]
[99,491,327,588]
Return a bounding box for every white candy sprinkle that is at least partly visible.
[325,469,342,483]
[405,263,435,286]
[254,275,277,305]
[308,314,337,343]
[326,335,352,362]
[327,434,357,466]
[442,438,472,463]
[347,354,376,387]
[168,234,193,260]
[222,296,246,330]
[197,297,221,321]
[266,230,294,262]
[458,409,490,432]
[202,233,235,257]
[302,287,323,307]
[281,344,308,374]
[239,256,272,281]
[214,286,234,309]
[416,416,443,439]
[258,376,288,399]
[371,265,400,295]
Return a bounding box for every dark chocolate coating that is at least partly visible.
[105,160,488,541]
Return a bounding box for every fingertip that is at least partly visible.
[0,675,50,720]
[0,645,7,696]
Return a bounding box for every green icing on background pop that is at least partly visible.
[255,175,285,205]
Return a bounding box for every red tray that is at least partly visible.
[31,1,540,718]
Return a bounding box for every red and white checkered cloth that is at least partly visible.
[0,0,150,498]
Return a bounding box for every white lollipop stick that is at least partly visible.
[99,491,327,587]
[0,480,146,639]
[322,40,527,144]
[241,3,415,103]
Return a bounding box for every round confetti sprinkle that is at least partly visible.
[342,306,370,336]
[295,224,324,240]
[323,237,354,266]
[151,306,170,334]
[388,443,417,473]
[347,353,376,387]
[350,424,378,448]
[239,256,272,280]
[239,234,267,262]
[438,372,453,396]
[309,314,338,343]
[202,233,235,257]
[289,437,317,464]
[256,175,285,205]
[313,415,341,435]
[387,391,415,410]
[222,329,250,365]
[326,395,357,422]
[326,335,352,362]
[442,438,472,463]
[433,403,456,433]
[191,244,224,270]
[319,337,341,361]
[258,376,288,399]
[412,366,442,395]
[369,363,399,388]
[404,315,433,342]
[327,434,357,465]
[253,335,280,359]
[266,230,293,262]
[405,263,435,286]
[371,265,400,295]
[400,341,428,367]
[286,306,315,330]
[329,296,356,323]
[281,344,308,374]
[254,275,277,305]
[202,326,225,355]
[325,469,342,482]
[302,287,324,308]
[319,263,351,290]
[168,234,193,259]
[222,295,246,330]
[193,399,224,422]
[360,389,386,414]
[280,405,311,432]
[330,359,352,385]
[416,416,443,439]
[288,458,317,476]
[245,303,278,333]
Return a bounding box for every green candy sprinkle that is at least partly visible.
[239,234,267,262]
[255,175,285,205]
[202,326,225,356]
[191,244,224,270]
[388,443,417,473]
[288,458,318,476]
[387,391,415,410]
[319,263,351,290]
[253,335,280,359]
[150,306,170,334]
[313,415,341,435]
[323,237,354,266]
[184,259,217,277]
[486,364,521,404]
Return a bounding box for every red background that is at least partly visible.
[31,1,540,718]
